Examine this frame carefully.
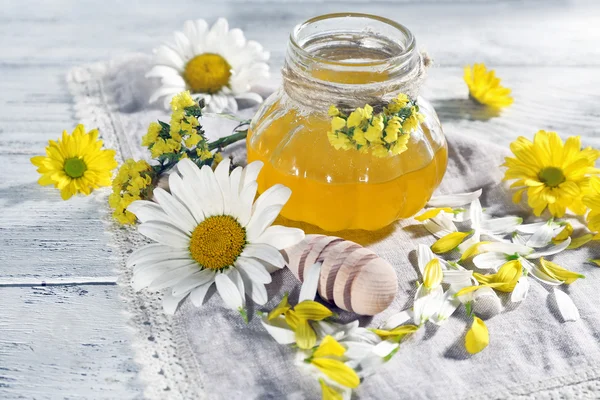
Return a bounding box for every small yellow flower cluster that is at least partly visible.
[108,159,155,224]
[327,93,423,158]
[141,91,214,163]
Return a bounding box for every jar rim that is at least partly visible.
[290,12,416,67]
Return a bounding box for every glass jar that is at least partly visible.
[247,13,447,231]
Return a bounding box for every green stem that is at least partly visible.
[208,130,248,151]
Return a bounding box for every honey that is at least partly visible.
[247,13,447,231]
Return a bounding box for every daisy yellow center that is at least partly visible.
[184,53,231,94]
[189,215,246,270]
[63,157,87,178]
[539,167,566,187]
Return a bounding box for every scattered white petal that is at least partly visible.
[480,216,523,234]
[526,222,555,248]
[511,276,530,302]
[553,289,580,322]
[416,244,435,275]
[427,189,482,208]
[479,241,533,256]
[527,237,571,259]
[473,252,508,271]
[469,199,483,230]
[298,262,322,302]
[383,310,413,330]
[261,316,296,344]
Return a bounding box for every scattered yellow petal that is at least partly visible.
[285,309,300,331]
[295,319,317,350]
[268,293,291,320]
[312,358,360,389]
[319,379,343,400]
[552,223,573,244]
[313,335,346,359]
[465,317,489,355]
[294,301,333,321]
[423,259,443,289]
[588,259,600,267]
[539,257,584,284]
[567,234,594,250]
[415,207,453,222]
[371,325,419,339]
[460,241,492,262]
[431,231,472,254]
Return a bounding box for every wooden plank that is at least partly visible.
[0,1,598,67]
[0,285,142,399]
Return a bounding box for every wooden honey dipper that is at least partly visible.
[282,234,398,316]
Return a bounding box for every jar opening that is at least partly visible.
[290,13,416,69]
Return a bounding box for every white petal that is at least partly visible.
[152,188,196,233]
[479,241,533,256]
[190,282,213,307]
[246,204,284,241]
[227,166,243,219]
[214,158,232,214]
[226,268,246,307]
[383,310,413,330]
[131,250,192,274]
[235,257,272,284]
[171,269,216,297]
[251,184,291,217]
[511,277,530,302]
[431,290,461,325]
[241,243,285,268]
[162,292,188,315]
[416,244,435,275]
[527,237,571,259]
[200,165,224,217]
[261,316,296,344]
[517,221,561,234]
[473,252,508,271]
[127,243,184,269]
[344,341,378,361]
[469,199,482,230]
[215,272,244,310]
[149,87,181,105]
[423,219,454,239]
[413,285,444,325]
[526,222,555,248]
[132,259,194,291]
[427,189,482,208]
[432,213,458,232]
[234,91,263,105]
[299,262,322,302]
[371,340,399,358]
[255,225,305,250]
[241,161,264,192]
[442,269,474,288]
[138,221,190,248]
[236,267,268,305]
[146,65,181,79]
[127,200,171,224]
[553,289,580,322]
[512,232,528,246]
[168,171,204,223]
[148,264,199,291]
[481,216,523,235]
[154,45,185,71]
[236,181,257,227]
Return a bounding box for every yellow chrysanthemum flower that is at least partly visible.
[583,176,600,234]
[503,130,600,217]
[31,125,117,200]
[464,63,513,109]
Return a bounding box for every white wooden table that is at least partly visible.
[1,0,599,398]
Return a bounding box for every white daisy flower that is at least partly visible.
[147,18,270,113]
[126,158,304,315]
